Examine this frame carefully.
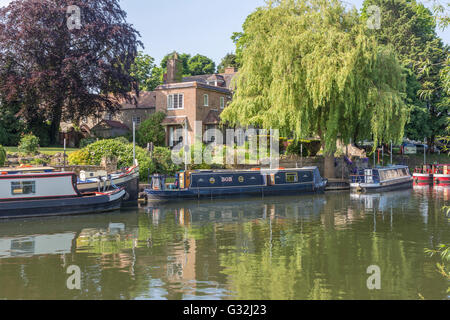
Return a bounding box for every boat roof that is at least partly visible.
[375,165,409,170]
[0,166,56,172]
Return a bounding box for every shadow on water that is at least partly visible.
[0,189,448,300]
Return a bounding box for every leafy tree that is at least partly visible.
[0,0,142,145]
[217,53,240,73]
[136,111,166,147]
[187,54,216,75]
[130,52,163,91]
[362,0,448,148]
[161,52,192,76]
[221,0,407,178]
[18,134,40,155]
[0,101,24,146]
[0,145,6,166]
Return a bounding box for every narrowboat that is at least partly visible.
[145,167,328,201]
[0,171,126,219]
[76,160,139,203]
[1,161,140,203]
[413,164,434,186]
[432,164,450,187]
[350,165,413,193]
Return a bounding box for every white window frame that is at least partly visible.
[220,97,225,109]
[132,116,141,125]
[203,94,209,107]
[167,93,184,110]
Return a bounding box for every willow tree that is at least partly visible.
[221,0,407,178]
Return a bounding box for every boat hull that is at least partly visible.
[433,174,450,186]
[413,173,433,186]
[146,182,326,201]
[0,189,125,219]
[350,178,413,193]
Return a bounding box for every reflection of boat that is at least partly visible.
[146,195,327,223]
[350,189,413,211]
[350,165,413,193]
[0,171,125,219]
[0,233,76,258]
[145,167,327,201]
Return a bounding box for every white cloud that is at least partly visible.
[0,0,12,8]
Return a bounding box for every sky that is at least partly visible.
[0,0,448,66]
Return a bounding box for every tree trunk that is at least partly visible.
[50,104,62,146]
[323,152,335,179]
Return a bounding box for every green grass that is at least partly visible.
[5,146,79,155]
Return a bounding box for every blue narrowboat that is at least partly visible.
[350,165,413,193]
[145,167,327,201]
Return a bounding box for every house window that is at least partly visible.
[104,113,112,121]
[168,94,184,110]
[11,181,36,195]
[203,94,209,107]
[132,116,141,125]
[220,97,225,109]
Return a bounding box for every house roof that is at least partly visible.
[161,116,187,126]
[120,91,156,109]
[203,110,221,125]
[155,81,231,94]
[182,72,237,89]
[92,119,129,131]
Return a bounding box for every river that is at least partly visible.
[0,187,448,300]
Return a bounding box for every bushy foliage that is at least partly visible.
[79,137,97,148]
[286,139,321,157]
[18,134,40,155]
[0,145,6,166]
[68,138,180,180]
[136,112,166,147]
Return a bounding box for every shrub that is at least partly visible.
[0,145,6,166]
[79,137,97,148]
[136,111,166,147]
[286,139,321,157]
[18,134,40,155]
[68,138,179,180]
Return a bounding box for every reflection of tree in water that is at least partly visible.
[0,191,449,299]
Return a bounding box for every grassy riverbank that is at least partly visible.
[5,146,79,155]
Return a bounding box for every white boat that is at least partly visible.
[0,171,125,219]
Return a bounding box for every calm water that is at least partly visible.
[0,187,449,300]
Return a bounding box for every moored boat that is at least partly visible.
[76,160,139,203]
[413,164,434,186]
[0,171,125,219]
[145,167,327,201]
[432,164,450,186]
[350,165,413,193]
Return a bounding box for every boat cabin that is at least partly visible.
[0,172,80,201]
[351,165,411,184]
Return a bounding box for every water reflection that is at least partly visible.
[0,191,448,300]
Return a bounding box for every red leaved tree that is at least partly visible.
[0,0,142,144]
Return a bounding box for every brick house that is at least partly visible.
[155,53,237,147]
[61,53,237,147]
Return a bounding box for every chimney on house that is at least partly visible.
[166,52,182,84]
[224,66,237,74]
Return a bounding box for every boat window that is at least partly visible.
[11,181,36,195]
[286,173,298,183]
